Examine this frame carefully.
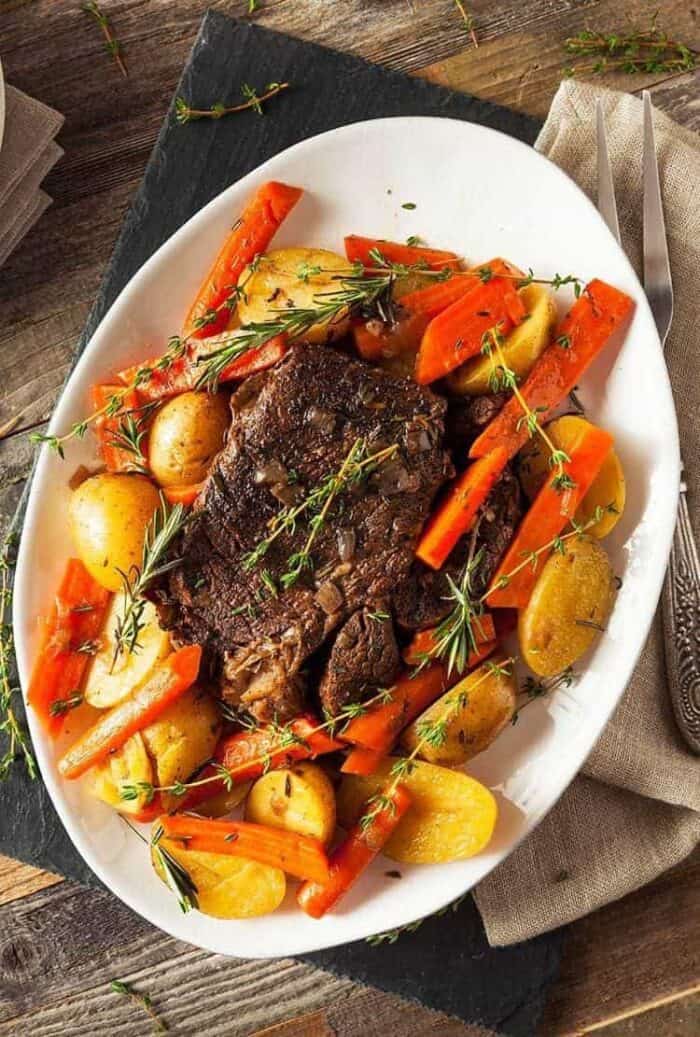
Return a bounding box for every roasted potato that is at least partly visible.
[237,248,355,344]
[149,391,230,488]
[337,759,497,864]
[92,732,153,815]
[518,415,625,538]
[519,535,615,676]
[196,782,251,818]
[447,283,557,396]
[69,473,161,591]
[152,834,286,918]
[84,593,171,709]
[141,686,221,810]
[400,660,517,765]
[245,761,336,845]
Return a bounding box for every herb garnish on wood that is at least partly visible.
[110,979,168,1034]
[0,533,37,781]
[175,82,289,124]
[454,0,478,48]
[82,2,127,78]
[563,16,697,77]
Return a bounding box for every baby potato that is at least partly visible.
[447,283,557,396]
[149,391,230,488]
[519,535,615,677]
[141,686,221,810]
[245,761,336,845]
[84,593,171,709]
[518,415,625,538]
[237,248,355,344]
[69,473,161,591]
[337,760,497,864]
[92,732,153,815]
[152,834,286,919]
[400,660,517,766]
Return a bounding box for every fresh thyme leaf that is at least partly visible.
[175,82,289,124]
[83,2,127,77]
[563,16,697,78]
[110,979,168,1033]
[367,610,390,622]
[401,202,417,210]
[454,0,478,47]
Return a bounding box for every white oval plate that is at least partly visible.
[14,116,679,958]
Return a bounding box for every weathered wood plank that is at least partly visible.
[0,855,60,907]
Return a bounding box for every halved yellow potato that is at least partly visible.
[337,759,497,864]
[91,732,153,815]
[84,593,171,709]
[245,761,336,845]
[518,415,625,538]
[151,835,286,919]
[237,247,355,344]
[519,535,615,677]
[447,283,557,396]
[141,686,221,811]
[400,660,517,766]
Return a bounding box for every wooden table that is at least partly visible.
[1,2,698,1034]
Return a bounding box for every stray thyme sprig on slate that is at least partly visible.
[563,16,697,78]
[175,82,289,124]
[112,497,188,668]
[0,532,37,781]
[110,979,168,1034]
[82,2,127,78]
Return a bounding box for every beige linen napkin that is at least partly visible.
[0,84,64,267]
[474,81,700,947]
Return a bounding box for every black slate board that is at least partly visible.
[4,11,562,1035]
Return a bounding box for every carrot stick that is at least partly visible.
[159,814,330,884]
[415,277,527,384]
[403,613,496,666]
[184,181,303,339]
[341,665,451,752]
[297,784,412,918]
[470,279,635,460]
[163,482,204,506]
[91,385,143,473]
[27,559,111,736]
[58,645,202,779]
[117,355,192,402]
[486,423,614,608]
[341,746,384,776]
[344,235,459,271]
[215,332,288,381]
[416,447,509,570]
[399,273,479,318]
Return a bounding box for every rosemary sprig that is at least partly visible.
[82,2,127,78]
[112,497,187,668]
[107,407,151,474]
[175,82,289,124]
[0,533,37,781]
[151,824,199,913]
[563,17,697,78]
[110,979,167,1034]
[454,0,478,48]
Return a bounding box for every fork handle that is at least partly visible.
[662,467,700,754]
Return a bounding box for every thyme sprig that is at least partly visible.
[512,668,576,724]
[563,17,697,78]
[112,497,187,668]
[82,2,127,78]
[367,892,468,946]
[0,533,37,781]
[175,82,289,124]
[110,979,167,1034]
[241,439,399,587]
[477,264,585,297]
[454,0,478,48]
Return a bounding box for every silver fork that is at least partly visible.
[596,93,700,754]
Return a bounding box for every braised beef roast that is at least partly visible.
[160,343,453,721]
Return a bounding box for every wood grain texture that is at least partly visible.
[1,2,699,1035]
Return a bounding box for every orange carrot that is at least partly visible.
[344,235,459,271]
[415,277,527,384]
[341,745,384,776]
[403,613,496,666]
[91,385,144,473]
[129,794,164,824]
[163,482,204,506]
[399,273,479,318]
[486,423,614,608]
[194,332,289,383]
[297,784,412,918]
[117,354,192,402]
[58,645,202,779]
[416,447,509,570]
[470,279,635,460]
[184,181,303,339]
[341,665,451,752]
[159,814,330,884]
[27,559,111,736]
[352,312,428,363]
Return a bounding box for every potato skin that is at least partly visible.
[149,391,230,488]
[400,660,517,765]
[518,415,625,538]
[237,248,354,344]
[152,835,286,919]
[245,761,336,845]
[447,283,556,396]
[337,760,497,864]
[69,473,161,591]
[519,535,615,677]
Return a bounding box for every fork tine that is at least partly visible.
[643,90,674,346]
[596,100,621,245]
